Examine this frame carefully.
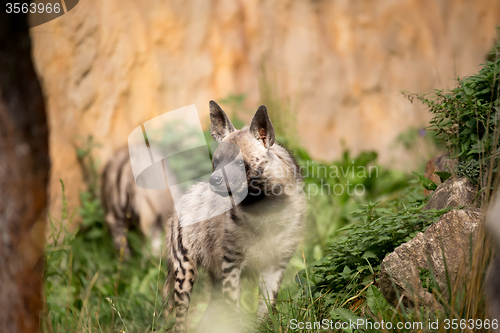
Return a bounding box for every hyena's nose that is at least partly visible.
[209,174,223,186]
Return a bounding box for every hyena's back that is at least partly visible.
[101,147,175,256]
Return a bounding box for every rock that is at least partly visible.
[378,232,437,309]
[379,209,481,309]
[423,154,455,196]
[424,177,478,211]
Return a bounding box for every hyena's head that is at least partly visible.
[208,100,281,200]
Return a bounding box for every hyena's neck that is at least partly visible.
[241,147,302,210]
[235,189,292,216]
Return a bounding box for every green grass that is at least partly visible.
[42,181,174,333]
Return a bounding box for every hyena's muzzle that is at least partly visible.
[209,142,247,197]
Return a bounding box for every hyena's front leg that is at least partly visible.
[221,238,244,308]
[257,265,287,317]
[195,278,223,332]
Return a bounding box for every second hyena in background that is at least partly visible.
[164,101,306,333]
[101,147,174,257]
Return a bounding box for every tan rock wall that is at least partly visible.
[30,0,500,225]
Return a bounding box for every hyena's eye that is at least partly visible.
[236,159,245,167]
[213,158,219,166]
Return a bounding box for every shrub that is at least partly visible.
[403,40,500,185]
[301,183,451,306]
[294,147,409,261]
[42,141,173,333]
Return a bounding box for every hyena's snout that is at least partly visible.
[210,167,244,197]
[209,173,223,186]
[209,170,229,197]
[209,142,248,197]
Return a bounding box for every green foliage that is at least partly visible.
[301,183,451,306]
[43,142,173,333]
[403,40,500,185]
[365,285,392,317]
[412,172,438,191]
[43,200,173,332]
[328,284,437,333]
[434,171,451,182]
[418,267,434,294]
[295,147,409,262]
[456,159,481,183]
[299,149,408,205]
[255,284,332,333]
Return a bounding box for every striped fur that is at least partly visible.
[101,147,174,257]
[164,101,306,333]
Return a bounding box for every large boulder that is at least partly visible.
[423,154,456,196]
[379,209,481,309]
[424,176,479,211]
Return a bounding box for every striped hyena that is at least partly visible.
[164,101,306,332]
[101,147,174,257]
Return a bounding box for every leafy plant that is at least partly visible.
[42,201,174,332]
[402,39,500,185]
[301,183,452,307]
[297,148,410,261]
[42,141,174,333]
[413,172,438,191]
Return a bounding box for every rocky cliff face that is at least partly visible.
[30,0,500,224]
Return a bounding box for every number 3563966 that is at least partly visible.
[6,2,61,14]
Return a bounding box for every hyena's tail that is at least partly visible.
[163,219,175,316]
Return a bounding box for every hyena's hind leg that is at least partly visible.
[162,261,176,316]
[172,254,197,333]
[104,212,131,258]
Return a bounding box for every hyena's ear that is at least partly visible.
[250,105,275,149]
[210,100,235,142]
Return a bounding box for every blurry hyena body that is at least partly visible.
[101,147,174,257]
[164,101,306,333]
